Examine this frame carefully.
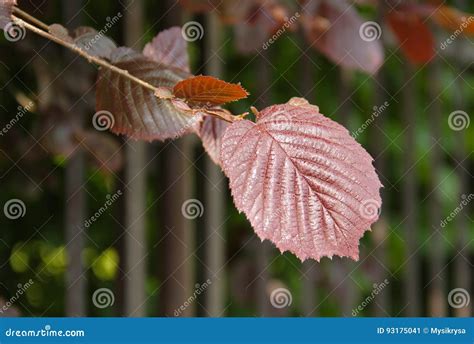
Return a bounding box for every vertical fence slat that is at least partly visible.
[370,3,390,316]
[159,0,196,317]
[203,11,226,317]
[453,106,471,318]
[453,0,472,319]
[401,63,421,316]
[427,58,446,317]
[63,0,86,317]
[123,0,147,317]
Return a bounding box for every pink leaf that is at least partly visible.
[220,97,382,261]
[96,48,200,141]
[143,27,190,73]
[234,1,295,54]
[302,0,383,74]
[198,114,230,165]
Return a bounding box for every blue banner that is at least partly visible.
[0,318,472,343]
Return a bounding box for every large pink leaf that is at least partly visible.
[0,0,16,28]
[143,27,190,73]
[220,97,382,261]
[96,48,200,141]
[302,0,383,74]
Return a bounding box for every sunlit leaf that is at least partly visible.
[220,97,382,261]
[173,75,249,106]
[96,48,201,141]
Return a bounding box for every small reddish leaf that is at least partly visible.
[432,6,474,35]
[143,27,190,72]
[220,97,382,261]
[302,0,383,74]
[173,75,249,106]
[96,48,201,141]
[0,0,16,28]
[197,114,231,165]
[386,10,435,64]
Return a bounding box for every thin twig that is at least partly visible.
[201,108,245,123]
[10,12,239,124]
[12,7,49,31]
[12,16,158,93]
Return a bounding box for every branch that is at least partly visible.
[13,7,49,31]
[12,16,158,93]
[9,9,239,124]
